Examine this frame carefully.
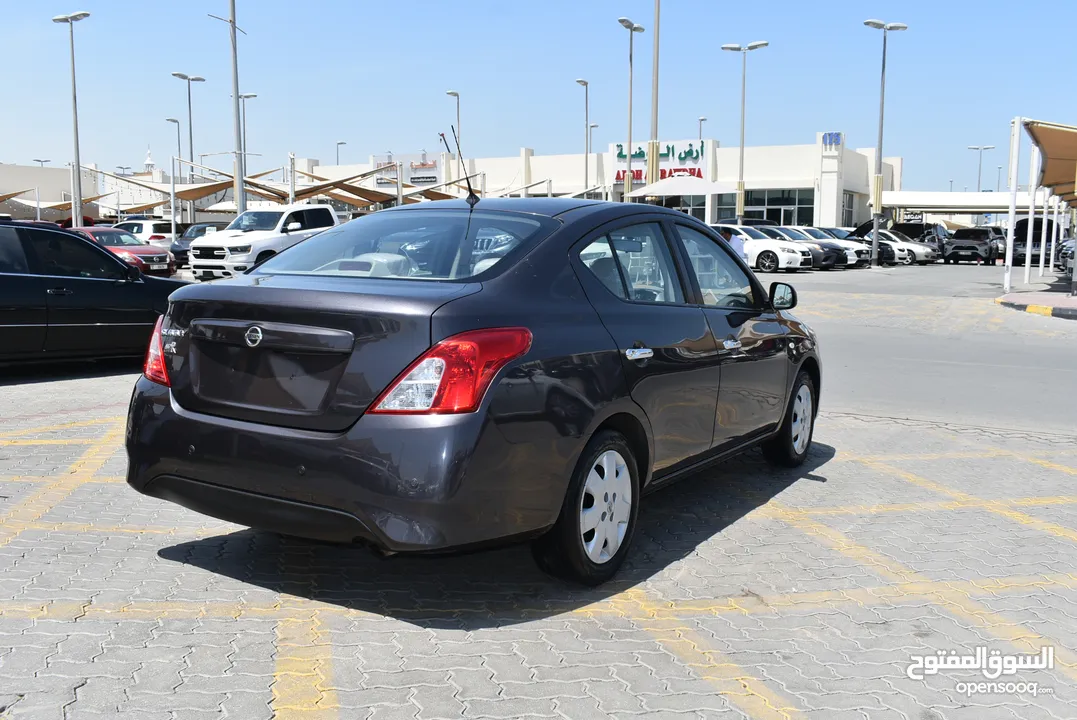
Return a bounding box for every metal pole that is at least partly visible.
[625,30,636,198]
[1050,198,1060,273]
[584,83,589,193]
[396,162,403,207]
[976,148,983,192]
[455,95,463,179]
[170,157,177,242]
[481,172,486,198]
[185,80,194,184]
[67,21,83,228]
[997,165,1003,192]
[547,179,552,197]
[1023,145,1040,285]
[229,0,246,214]
[35,187,40,221]
[288,153,295,204]
[1003,117,1020,293]
[736,49,747,224]
[1038,191,1050,277]
[241,97,248,163]
[646,0,660,187]
[870,29,887,267]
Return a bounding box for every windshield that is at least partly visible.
[888,230,916,243]
[93,231,144,247]
[798,227,830,240]
[227,211,283,232]
[183,224,220,239]
[758,227,783,240]
[256,210,556,281]
[823,228,850,239]
[735,226,769,239]
[777,227,811,241]
[953,229,989,239]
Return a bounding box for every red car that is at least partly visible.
[72,227,175,277]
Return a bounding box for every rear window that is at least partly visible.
[151,223,172,233]
[255,209,557,281]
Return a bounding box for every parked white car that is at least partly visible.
[713,224,813,273]
[881,230,938,265]
[189,204,338,281]
[112,219,178,248]
[793,226,871,267]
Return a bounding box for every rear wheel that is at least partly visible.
[532,430,640,586]
[757,251,779,273]
[762,371,816,468]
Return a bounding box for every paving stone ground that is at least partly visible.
[1,283,1076,718]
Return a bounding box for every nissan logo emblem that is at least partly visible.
[244,326,263,347]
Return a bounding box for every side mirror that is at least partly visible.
[284,221,302,233]
[769,281,797,310]
[125,264,142,282]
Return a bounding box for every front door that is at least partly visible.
[22,227,157,356]
[670,223,790,448]
[574,220,719,473]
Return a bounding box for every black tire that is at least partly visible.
[943,257,951,264]
[531,430,640,586]
[903,252,915,266]
[784,268,798,273]
[757,251,779,273]
[762,370,816,468]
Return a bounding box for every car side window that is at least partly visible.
[303,208,334,229]
[578,237,628,299]
[607,223,684,304]
[122,223,142,234]
[284,211,304,230]
[25,229,125,279]
[675,225,756,309]
[0,227,29,274]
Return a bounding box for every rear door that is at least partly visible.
[670,223,789,447]
[574,219,719,473]
[0,226,46,358]
[21,227,156,355]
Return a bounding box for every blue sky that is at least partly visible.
[3,1,1073,191]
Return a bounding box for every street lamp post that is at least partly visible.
[967,145,994,192]
[721,40,769,225]
[996,165,1003,192]
[576,79,589,193]
[115,166,130,175]
[446,90,462,178]
[33,159,51,167]
[239,93,256,162]
[53,10,90,228]
[170,72,205,183]
[335,141,346,165]
[698,116,706,142]
[618,17,645,198]
[864,19,908,267]
[949,179,954,192]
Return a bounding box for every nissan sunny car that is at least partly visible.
[126,198,821,585]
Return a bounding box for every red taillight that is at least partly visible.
[148,235,166,241]
[143,316,171,387]
[369,327,532,414]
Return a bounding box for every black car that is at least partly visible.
[171,222,229,267]
[125,198,822,586]
[0,220,186,362]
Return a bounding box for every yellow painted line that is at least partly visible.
[834,450,1011,463]
[0,439,96,446]
[1026,304,1054,316]
[768,500,1077,682]
[1011,454,1077,476]
[0,417,122,439]
[862,461,1077,545]
[617,589,801,720]
[0,426,123,548]
[272,608,339,719]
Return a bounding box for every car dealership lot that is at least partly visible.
[2,267,1076,719]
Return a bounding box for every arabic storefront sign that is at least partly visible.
[612,139,707,184]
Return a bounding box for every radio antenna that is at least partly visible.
[446,125,478,208]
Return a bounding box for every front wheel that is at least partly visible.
[757,251,779,273]
[762,370,816,467]
[903,252,915,266]
[532,430,640,586]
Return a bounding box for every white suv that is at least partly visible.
[189,204,337,281]
[112,219,178,248]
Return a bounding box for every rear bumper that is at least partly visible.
[125,378,565,553]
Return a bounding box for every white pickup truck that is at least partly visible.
[189,203,337,281]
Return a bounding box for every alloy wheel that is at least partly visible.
[790,384,813,455]
[758,252,778,272]
[578,450,632,564]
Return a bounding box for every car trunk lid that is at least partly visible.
[163,273,480,432]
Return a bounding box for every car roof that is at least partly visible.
[386,197,609,218]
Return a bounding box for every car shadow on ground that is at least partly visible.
[158,442,836,630]
[0,357,141,387]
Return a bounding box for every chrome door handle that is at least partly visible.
[722,339,742,351]
[625,347,653,361]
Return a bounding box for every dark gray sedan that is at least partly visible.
[126,199,821,585]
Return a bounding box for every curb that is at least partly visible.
[994,297,1077,321]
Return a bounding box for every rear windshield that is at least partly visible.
[255,209,557,281]
[953,229,989,239]
[151,223,172,233]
